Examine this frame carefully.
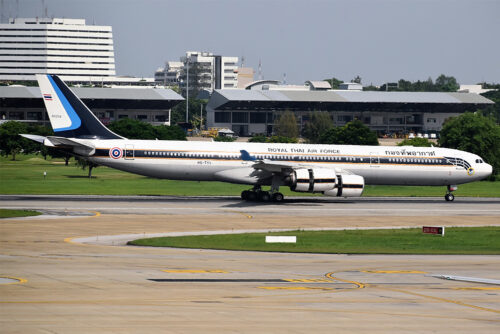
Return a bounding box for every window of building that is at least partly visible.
[27,112,42,120]
[8,111,24,120]
[232,112,248,123]
[214,112,231,123]
[137,115,147,120]
[427,118,437,123]
[267,113,274,123]
[118,115,128,119]
[250,112,266,123]
[337,115,352,122]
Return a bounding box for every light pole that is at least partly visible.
[200,103,203,130]
[185,56,189,123]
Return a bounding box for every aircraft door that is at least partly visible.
[124,144,134,160]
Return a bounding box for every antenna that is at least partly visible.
[283,73,286,85]
[258,59,262,80]
[240,55,245,67]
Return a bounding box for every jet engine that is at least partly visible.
[289,168,364,197]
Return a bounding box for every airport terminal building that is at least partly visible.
[0,86,183,126]
[206,88,494,136]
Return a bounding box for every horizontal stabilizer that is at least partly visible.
[46,136,94,149]
[20,134,46,144]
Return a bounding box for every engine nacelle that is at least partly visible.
[290,168,337,193]
[289,168,364,197]
[323,174,364,197]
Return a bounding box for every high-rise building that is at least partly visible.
[154,61,183,86]
[0,18,116,82]
[155,51,238,96]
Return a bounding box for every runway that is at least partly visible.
[2,194,500,216]
[1,195,499,333]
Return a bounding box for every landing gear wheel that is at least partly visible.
[241,190,250,200]
[246,191,257,201]
[272,192,284,202]
[258,191,271,202]
[445,193,455,202]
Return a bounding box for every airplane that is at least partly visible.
[22,74,493,202]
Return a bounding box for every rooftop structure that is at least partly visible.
[206,89,493,136]
[0,85,183,126]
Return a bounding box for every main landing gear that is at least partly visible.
[445,185,457,202]
[241,186,284,203]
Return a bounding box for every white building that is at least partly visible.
[155,61,183,85]
[180,51,238,91]
[458,84,495,95]
[0,17,155,85]
[0,18,116,82]
[155,51,239,95]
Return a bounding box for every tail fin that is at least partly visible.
[36,74,122,139]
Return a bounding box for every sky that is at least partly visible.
[3,0,500,86]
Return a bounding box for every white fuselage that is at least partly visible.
[84,139,492,186]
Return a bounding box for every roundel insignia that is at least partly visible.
[467,167,475,176]
[109,147,123,159]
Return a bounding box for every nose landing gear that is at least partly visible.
[445,185,457,202]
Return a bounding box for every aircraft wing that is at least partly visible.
[240,150,347,174]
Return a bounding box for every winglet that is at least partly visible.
[240,150,257,161]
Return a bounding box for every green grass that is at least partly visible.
[0,154,499,197]
[0,209,42,218]
[128,227,500,255]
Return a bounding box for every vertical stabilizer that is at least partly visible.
[36,74,122,139]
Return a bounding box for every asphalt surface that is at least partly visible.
[1,195,499,333]
[1,194,500,216]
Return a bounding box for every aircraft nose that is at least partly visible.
[479,163,493,179]
[485,163,493,177]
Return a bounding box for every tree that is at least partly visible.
[398,137,433,147]
[480,89,500,124]
[351,76,362,84]
[319,120,379,145]
[107,118,187,140]
[435,74,459,92]
[26,124,53,160]
[170,98,208,125]
[275,111,299,139]
[248,135,267,143]
[380,75,460,92]
[75,157,99,178]
[0,121,31,160]
[154,125,187,140]
[303,112,333,143]
[323,77,343,89]
[213,136,236,142]
[439,112,500,177]
[267,136,298,143]
[108,118,156,139]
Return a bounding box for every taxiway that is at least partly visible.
[0,195,499,333]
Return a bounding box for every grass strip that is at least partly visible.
[0,209,42,218]
[128,227,500,255]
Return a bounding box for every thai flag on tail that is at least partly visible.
[43,94,52,101]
